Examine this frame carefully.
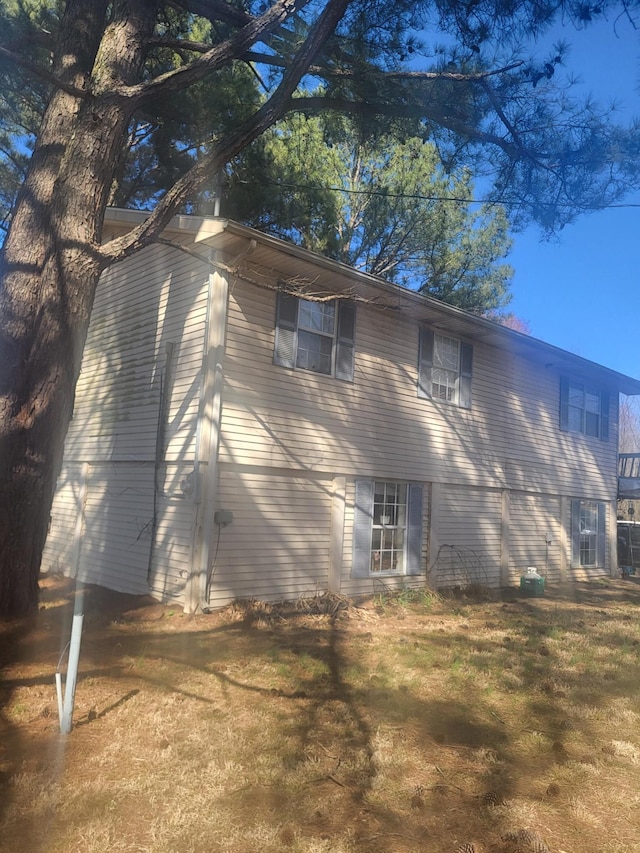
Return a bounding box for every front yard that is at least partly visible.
[2,575,640,852]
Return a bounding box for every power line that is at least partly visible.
[234,177,640,212]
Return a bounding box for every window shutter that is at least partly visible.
[570,499,581,568]
[459,342,473,409]
[274,292,298,368]
[352,479,373,578]
[418,328,434,399]
[335,301,355,382]
[559,377,570,431]
[600,391,610,442]
[597,501,606,568]
[406,483,424,576]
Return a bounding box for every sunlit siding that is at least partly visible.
[207,466,333,608]
[43,242,210,597]
[508,492,561,585]
[74,462,155,595]
[430,486,503,588]
[220,278,617,501]
[65,243,209,464]
[41,464,86,575]
[43,218,623,606]
[148,464,198,601]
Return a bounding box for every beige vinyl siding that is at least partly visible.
[43,242,212,599]
[508,492,561,584]
[41,464,87,575]
[207,465,333,609]
[220,279,617,502]
[44,213,625,607]
[77,463,155,595]
[339,479,430,599]
[65,243,209,464]
[430,486,503,588]
[148,464,198,600]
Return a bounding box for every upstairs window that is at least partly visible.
[274,293,355,381]
[560,378,609,441]
[418,328,473,408]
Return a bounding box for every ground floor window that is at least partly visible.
[571,499,606,568]
[371,481,407,573]
[352,479,423,578]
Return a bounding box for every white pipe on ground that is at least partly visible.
[58,582,85,734]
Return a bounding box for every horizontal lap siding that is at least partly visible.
[207,466,333,608]
[148,464,198,601]
[432,486,502,588]
[77,463,156,595]
[500,356,617,500]
[509,493,561,584]
[41,465,86,575]
[45,242,210,600]
[221,280,616,503]
[65,244,209,464]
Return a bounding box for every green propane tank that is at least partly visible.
[519,567,545,597]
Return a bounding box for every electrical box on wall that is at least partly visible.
[214,509,233,527]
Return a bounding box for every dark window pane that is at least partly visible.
[296,331,332,374]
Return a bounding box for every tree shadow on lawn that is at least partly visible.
[3,576,640,851]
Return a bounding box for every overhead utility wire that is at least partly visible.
[234,178,640,211]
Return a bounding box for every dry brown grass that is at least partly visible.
[2,575,640,852]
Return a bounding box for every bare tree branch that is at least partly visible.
[156,237,400,309]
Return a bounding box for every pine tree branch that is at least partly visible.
[169,0,253,29]
[121,0,312,103]
[242,51,524,80]
[0,45,89,98]
[99,0,351,263]
[289,96,520,159]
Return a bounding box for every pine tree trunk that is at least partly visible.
[0,0,155,618]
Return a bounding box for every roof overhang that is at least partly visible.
[104,208,640,397]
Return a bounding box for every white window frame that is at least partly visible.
[352,480,424,578]
[560,377,609,441]
[274,292,355,381]
[432,334,461,402]
[295,299,336,375]
[571,499,606,569]
[370,481,408,574]
[418,328,473,408]
[569,381,601,437]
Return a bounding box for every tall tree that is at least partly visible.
[2,0,640,617]
[226,112,514,313]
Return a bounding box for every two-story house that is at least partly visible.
[41,208,640,611]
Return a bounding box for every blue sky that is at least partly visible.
[506,16,640,379]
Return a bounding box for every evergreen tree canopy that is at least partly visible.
[226,112,514,312]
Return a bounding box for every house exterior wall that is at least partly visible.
[42,241,211,598]
[212,271,619,603]
[42,214,627,609]
[206,466,333,608]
